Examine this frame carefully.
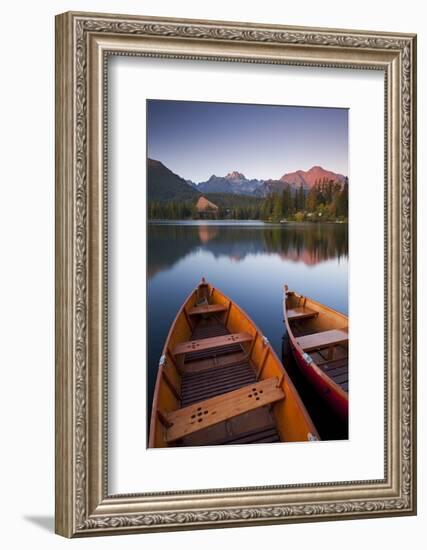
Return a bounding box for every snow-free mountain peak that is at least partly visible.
[225,171,246,180]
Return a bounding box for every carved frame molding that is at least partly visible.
[55,12,416,537]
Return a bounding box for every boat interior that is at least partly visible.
[285,290,349,393]
[149,280,317,448]
[177,315,281,447]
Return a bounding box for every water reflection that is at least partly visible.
[197,224,219,243]
[148,222,348,278]
[147,221,348,431]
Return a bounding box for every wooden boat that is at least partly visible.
[149,278,319,448]
[283,286,348,422]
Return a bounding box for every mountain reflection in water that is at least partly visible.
[146,221,348,428]
[147,221,348,278]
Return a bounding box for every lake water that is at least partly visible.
[147,221,348,436]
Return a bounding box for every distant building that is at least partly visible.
[196,196,219,214]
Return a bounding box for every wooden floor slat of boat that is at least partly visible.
[191,322,229,339]
[289,320,314,337]
[311,349,348,392]
[179,316,281,445]
[181,364,257,404]
[232,427,280,445]
[182,368,254,391]
[178,406,280,447]
[182,375,257,406]
[182,318,256,403]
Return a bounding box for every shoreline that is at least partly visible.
[148,219,348,224]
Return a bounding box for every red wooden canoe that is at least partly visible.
[283,286,348,422]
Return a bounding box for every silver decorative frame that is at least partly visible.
[55,11,417,537]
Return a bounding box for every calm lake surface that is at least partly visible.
[147,221,348,435]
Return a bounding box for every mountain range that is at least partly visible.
[197,171,264,196]
[147,158,347,202]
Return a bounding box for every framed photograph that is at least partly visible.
[55,11,417,537]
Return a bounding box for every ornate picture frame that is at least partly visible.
[55,11,416,537]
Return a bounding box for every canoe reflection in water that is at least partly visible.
[149,278,319,448]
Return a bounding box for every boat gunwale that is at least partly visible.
[148,285,197,448]
[286,289,349,326]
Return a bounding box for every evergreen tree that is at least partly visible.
[272,193,283,221]
[336,178,348,218]
[281,185,292,217]
[306,186,317,212]
[296,183,305,211]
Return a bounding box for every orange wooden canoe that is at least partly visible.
[283,285,348,422]
[148,278,319,448]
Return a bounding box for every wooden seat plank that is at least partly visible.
[188,304,227,316]
[165,377,284,443]
[287,306,318,321]
[296,329,348,352]
[173,332,253,356]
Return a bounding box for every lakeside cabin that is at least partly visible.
[196,196,219,215]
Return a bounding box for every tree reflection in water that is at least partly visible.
[148,222,348,278]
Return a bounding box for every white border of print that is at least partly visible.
[108,56,384,494]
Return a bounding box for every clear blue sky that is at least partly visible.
[147,99,348,183]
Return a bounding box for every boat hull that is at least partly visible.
[283,288,348,423]
[290,339,348,421]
